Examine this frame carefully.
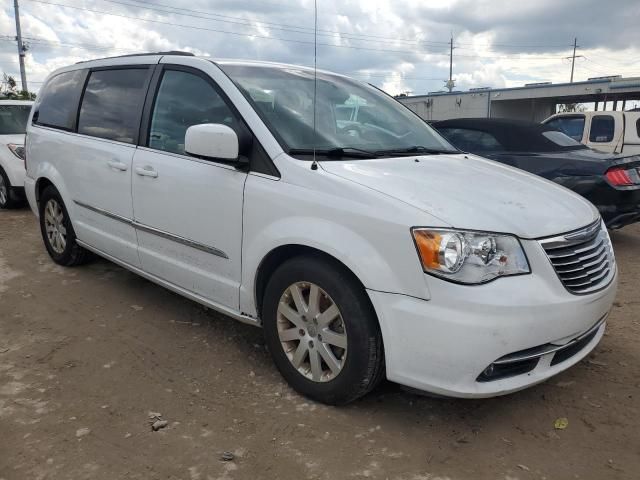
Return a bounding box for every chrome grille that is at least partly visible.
[539,220,616,295]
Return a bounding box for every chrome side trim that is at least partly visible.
[73,200,229,259]
[493,315,607,365]
[134,222,229,259]
[76,239,259,327]
[74,200,133,225]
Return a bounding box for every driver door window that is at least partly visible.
[148,70,239,155]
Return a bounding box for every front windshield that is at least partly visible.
[219,63,456,156]
[0,105,31,135]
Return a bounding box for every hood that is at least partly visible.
[0,134,26,146]
[319,153,599,239]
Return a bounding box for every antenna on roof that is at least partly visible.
[311,0,319,171]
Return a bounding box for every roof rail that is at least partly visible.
[76,51,195,64]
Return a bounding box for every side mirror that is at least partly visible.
[185,124,239,162]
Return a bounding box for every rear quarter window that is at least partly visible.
[589,115,615,143]
[33,70,87,130]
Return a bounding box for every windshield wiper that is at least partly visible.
[377,145,458,155]
[289,147,379,159]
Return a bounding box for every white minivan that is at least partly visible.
[24,53,617,404]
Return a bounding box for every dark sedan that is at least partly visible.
[433,118,640,229]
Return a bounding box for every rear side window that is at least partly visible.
[148,69,240,155]
[636,118,640,138]
[33,70,86,130]
[589,115,615,143]
[437,127,503,152]
[78,68,149,144]
[545,116,585,142]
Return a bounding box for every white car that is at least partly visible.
[24,53,617,404]
[0,100,33,208]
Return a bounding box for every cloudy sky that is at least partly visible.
[1,0,639,96]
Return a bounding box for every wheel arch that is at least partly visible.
[254,244,370,320]
[35,176,55,204]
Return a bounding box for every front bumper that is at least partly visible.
[1,151,26,188]
[368,238,618,398]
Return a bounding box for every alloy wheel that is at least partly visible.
[44,199,67,254]
[277,282,348,382]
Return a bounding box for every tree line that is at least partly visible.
[1,74,36,100]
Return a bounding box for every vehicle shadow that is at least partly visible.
[82,255,601,424]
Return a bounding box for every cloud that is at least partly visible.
[0,0,638,95]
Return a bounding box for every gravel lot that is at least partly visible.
[1,208,639,480]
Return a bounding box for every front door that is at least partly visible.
[132,67,247,310]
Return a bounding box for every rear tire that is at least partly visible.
[262,255,385,405]
[39,185,91,266]
[0,167,20,209]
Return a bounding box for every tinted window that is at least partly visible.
[545,116,585,142]
[78,68,149,144]
[637,118,640,138]
[0,105,31,134]
[589,115,615,143]
[34,70,86,130]
[148,70,239,155]
[437,128,503,152]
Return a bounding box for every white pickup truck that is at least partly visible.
[543,111,640,155]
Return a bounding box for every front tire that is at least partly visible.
[39,186,91,266]
[263,255,385,405]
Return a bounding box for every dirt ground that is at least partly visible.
[0,208,638,480]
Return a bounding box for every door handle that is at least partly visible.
[135,166,158,178]
[107,160,128,171]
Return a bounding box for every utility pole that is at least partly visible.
[13,0,28,93]
[568,37,583,83]
[446,36,455,92]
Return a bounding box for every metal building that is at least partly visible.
[398,76,640,122]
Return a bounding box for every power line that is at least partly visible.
[94,0,448,48]
[21,0,447,56]
[94,0,460,49]
[21,0,572,61]
[111,0,578,51]
[582,56,637,72]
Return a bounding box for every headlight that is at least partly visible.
[411,228,530,284]
[8,144,25,160]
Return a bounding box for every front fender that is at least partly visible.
[240,216,431,318]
